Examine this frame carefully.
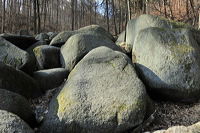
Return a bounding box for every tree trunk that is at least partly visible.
[163,0,167,18]
[33,0,37,34]
[106,0,109,32]
[2,0,6,33]
[111,0,117,36]
[37,0,40,33]
[71,0,75,30]
[127,0,131,20]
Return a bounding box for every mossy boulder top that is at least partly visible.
[50,25,115,47]
[41,46,151,133]
[132,27,200,102]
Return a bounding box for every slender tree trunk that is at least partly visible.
[37,0,40,33]
[186,0,189,18]
[71,0,75,30]
[33,0,37,34]
[163,0,167,18]
[127,0,131,20]
[106,0,109,32]
[2,0,6,33]
[111,0,117,36]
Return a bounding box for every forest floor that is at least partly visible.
[144,100,200,132]
[30,88,200,132]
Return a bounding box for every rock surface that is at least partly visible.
[41,46,151,133]
[0,33,38,50]
[50,25,115,47]
[0,37,36,74]
[60,34,122,72]
[0,89,36,127]
[0,61,41,99]
[132,27,200,102]
[33,68,69,92]
[0,110,34,133]
[33,45,61,70]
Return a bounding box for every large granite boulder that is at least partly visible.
[33,68,69,92]
[40,46,152,133]
[0,110,34,133]
[60,34,122,72]
[0,89,36,127]
[126,14,170,51]
[19,29,31,36]
[0,61,41,99]
[33,45,61,70]
[50,25,115,47]
[115,30,126,45]
[0,37,36,74]
[0,33,38,50]
[132,27,200,102]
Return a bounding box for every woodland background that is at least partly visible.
[0,0,200,35]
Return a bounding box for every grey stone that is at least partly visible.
[33,45,61,70]
[41,46,151,133]
[33,68,69,92]
[0,61,41,99]
[60,34,122,72]
[19,29,31,36]
[0,33,38,50]
[0,37,36,75]
[0,89,36,127]
[132,27,200,102]
[35,33,49,41]
[0,110,34,133]
[115,30,126,45]
[50,25,115,47]
[126,14,170,51]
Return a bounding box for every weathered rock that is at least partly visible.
[19,29,31,36]
[132,27,200,102]
[0,33,38,50]
[33,45,61,70]
[50,25,114,47]
[35,33,49,41]
[0,37,36,74]
[47,32,57,40]
[126,14,170,51]
[0,61,41,99]
[60,34,122,71]
[41,46,151,133]
[145,122,200,133]
[0,110,34,133]
[33,68,69,92]
[0,89,36,127]
[115,30,126,45]
[26,40,45,57]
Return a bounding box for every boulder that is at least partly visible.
[0,37,36,75]
[33,45,61,70]
[26,40,45,57]
[40,46,152,133]
[35,33,49,41]
[115,30,126,45]
[60,34,122,72]
[145,122,200,133]
[0,110,34,133]
[47,32,57,40]
[0,61,41,99]
[19,29,31,36]
[0,33,38,50]
[0,89,36,127]
[132,27,200,102]
[33,68,69,92]
[126,14,170,51]
[50,25,114,47]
